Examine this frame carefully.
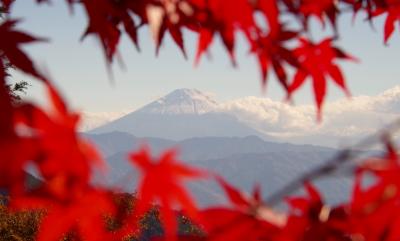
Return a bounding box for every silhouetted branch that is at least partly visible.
[265,118,400,206]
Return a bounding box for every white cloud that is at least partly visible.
[217,85,400,147]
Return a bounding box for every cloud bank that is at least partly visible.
[217,86,400,147]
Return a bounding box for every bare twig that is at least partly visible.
[265,118,400,206]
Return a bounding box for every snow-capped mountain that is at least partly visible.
[136,88,218,115]
[91,89,269,140]
[86,86,400,147]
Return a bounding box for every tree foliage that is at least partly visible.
[0,193,201,241]
[1,0,400,241]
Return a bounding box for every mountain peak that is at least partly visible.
[138,88,218,115]
[170,88,204,96]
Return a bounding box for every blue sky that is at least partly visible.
[8,1,400,112]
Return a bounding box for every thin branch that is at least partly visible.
[265,118,400,206]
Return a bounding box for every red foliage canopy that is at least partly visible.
[1,0,400,241]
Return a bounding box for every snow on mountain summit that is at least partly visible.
[137,88,218,115]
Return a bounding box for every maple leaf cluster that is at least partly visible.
[0,0,373,115]
[2,0,399,115]
[1,0,400,241]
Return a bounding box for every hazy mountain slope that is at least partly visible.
[79,111,130,132]
[189,152,354,206]
[100,150,355,207]
[85,133,350,207]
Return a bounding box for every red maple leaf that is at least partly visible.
[78,0,129,63]
[284,182,349,241]
[0,61,14,139]
[0,0,13,9]
[0,61,40,195]
[138,0,199,58]
[287,37,356,119]
[352,138,400,209]
[250,28,299,89]
[0,65,16,145]
[68,0,148,64]
[0,60,42,195]
[70,0,195,63]
[129,146,205,241]
[199,177,285,241]
[342,0,387,20]
[372,0,400,44]
[255,0,281,34]
[298,0,339,29]
[348,174,400,241]
[12,82,104,200]
[345,140,400,241]
[0,19,47,81]
[192,0,258,65]
[5,81,118,240]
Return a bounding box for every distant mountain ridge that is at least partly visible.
[85,132,332,161]
[85,132,353,207]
